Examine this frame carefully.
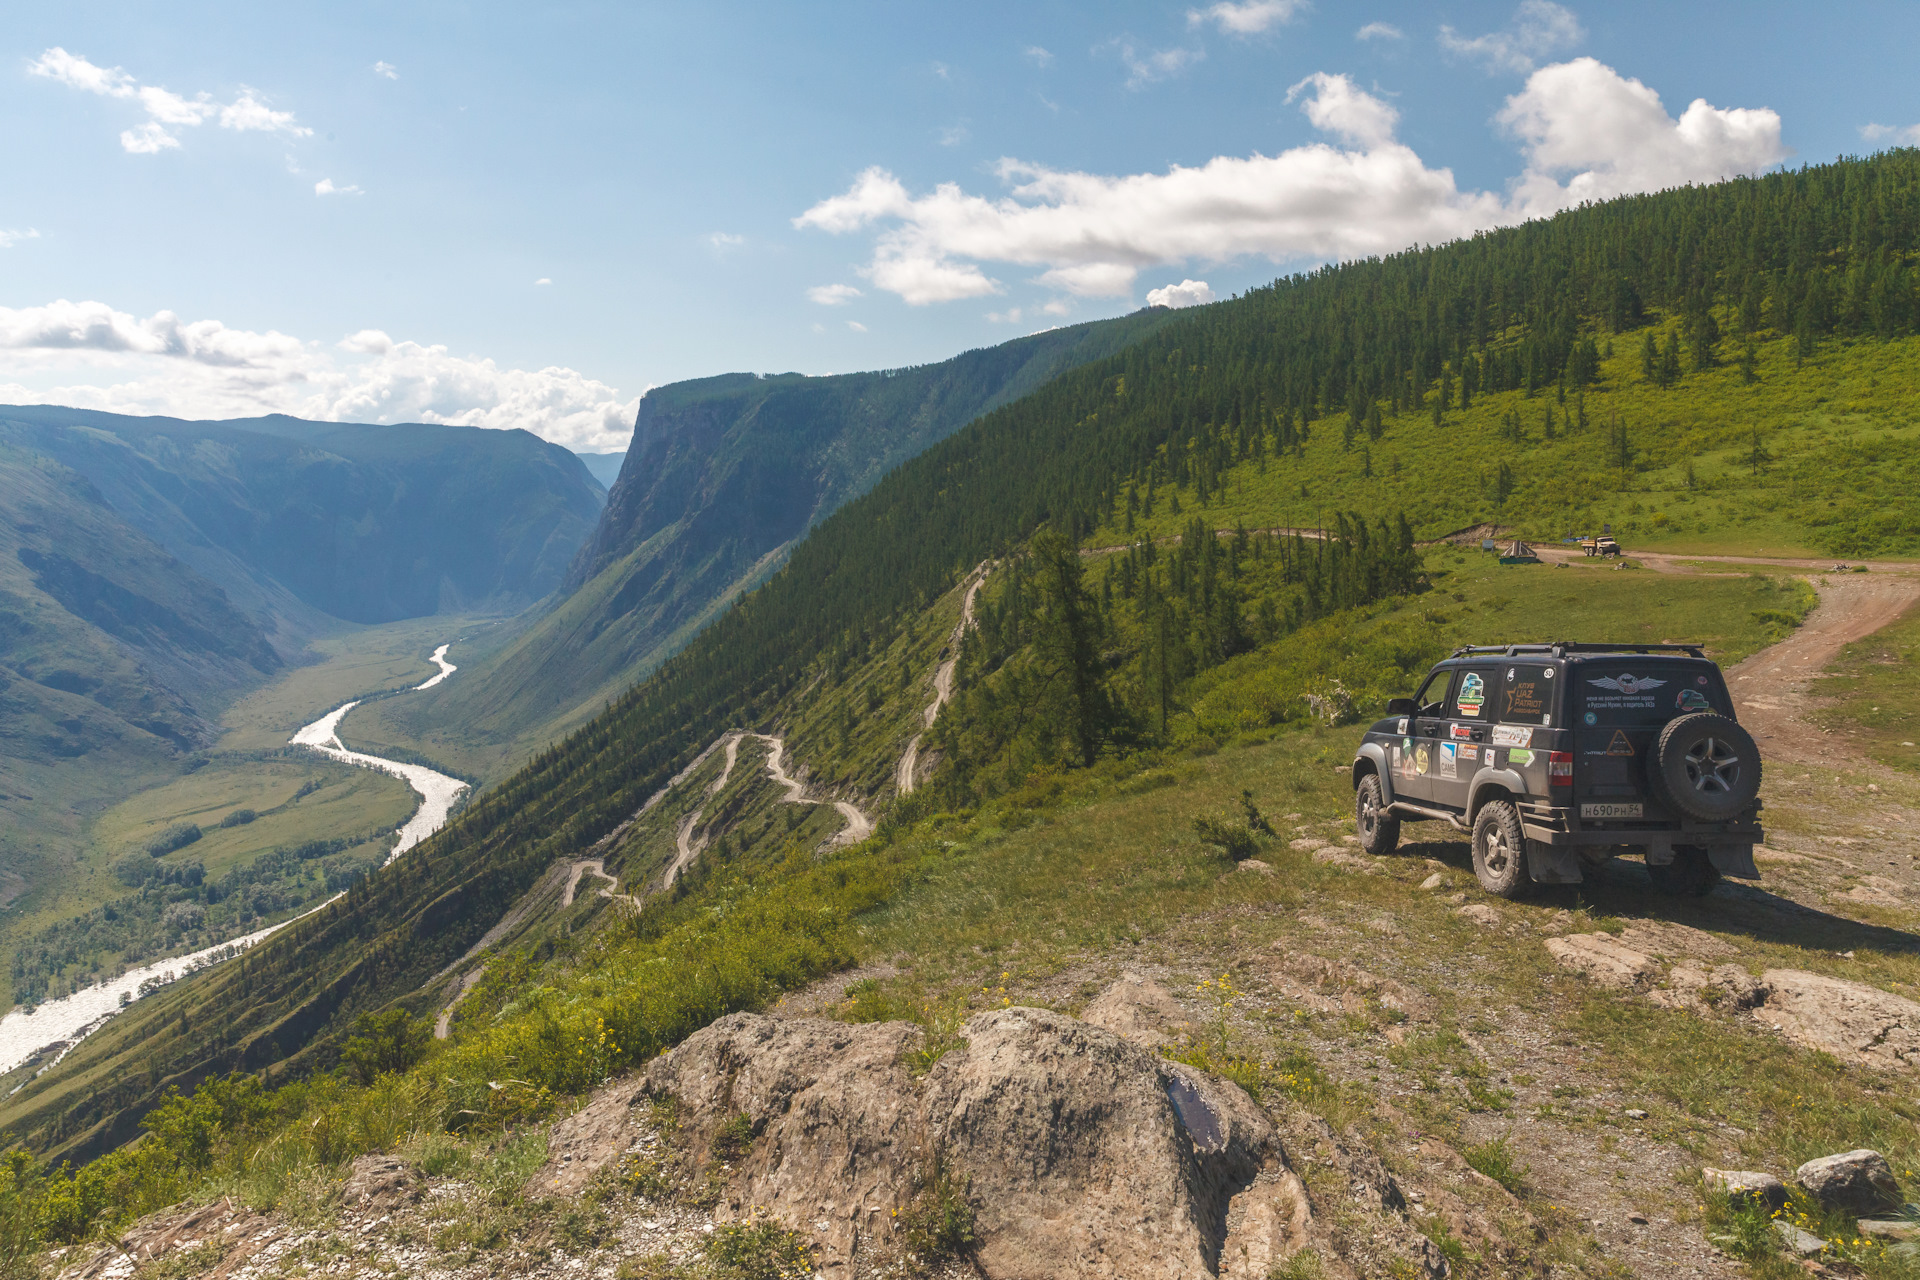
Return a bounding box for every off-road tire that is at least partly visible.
[1647,845,1721,897]
[1355,773,1400,856]
[1650,713,1761,821]
[1471,799,1530,898]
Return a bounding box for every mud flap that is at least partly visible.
[1708,843,1761,879]
[1527,840,1583,884]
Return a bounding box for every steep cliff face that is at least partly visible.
[391,310,1176,776]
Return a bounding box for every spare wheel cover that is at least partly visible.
[1651,712,1760,820]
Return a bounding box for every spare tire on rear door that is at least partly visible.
[1649,712,1761,821]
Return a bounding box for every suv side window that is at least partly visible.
[1413,670,1453,718]
[1499,664,1557,726]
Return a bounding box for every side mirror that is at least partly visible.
[1385,697,1416,716]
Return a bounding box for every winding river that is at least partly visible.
[0,646,468,1077]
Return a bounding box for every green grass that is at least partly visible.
[1809,601,1920,774]
[1087,324,1920,561]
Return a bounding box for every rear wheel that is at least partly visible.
[1355,773,1400,856]
[1648,845,1720,897]
[1471,799,1530,898]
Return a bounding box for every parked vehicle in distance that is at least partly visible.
[1579,535,1622,557]
[1349,643,1763,897]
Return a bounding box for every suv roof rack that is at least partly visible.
[1447,641,1707,659]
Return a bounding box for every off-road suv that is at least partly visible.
[1349,643,1763,897]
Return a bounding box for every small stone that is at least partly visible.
[1796,1150,1901,1213]
[1868,784,1881,794]
[1238,859,1275,876]
[1454,904,1501,928]
[1774,1221,1827,1257]
[1625,1109,1648,1120]
[1858,1218,1919,1241]
[1628,1213,1648,1224]
[1419,873,1445,890]
[1702,1168,1789,1211]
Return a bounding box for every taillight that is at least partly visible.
[1548,751,1573,785]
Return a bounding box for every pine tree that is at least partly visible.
[1641,330,1659,380]
[1657,328,1683,387]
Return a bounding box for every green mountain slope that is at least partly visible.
[17,150,1920,1166]
[359,309,1178,781]
[0,407,607,627]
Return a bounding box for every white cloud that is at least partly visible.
[314,177,363,196]
[1024,46,1054,67]
[704,231,745,255]
[27,47,311,153]
[1356,21,1404,41]
[1104,39,1204,89]
[0,300,637,450]
[939,123,970,147]
[534,277,552,286]
[846,320,867,332]
[807,284,863,306]
[1189,0,1308,35]
[1500,57,1787,214]
[798,61,1785,306]
[0,229,40,249]
[372,61,398,80]
[986,307,1024,324]
[1147,279,1217,308]
[1862,122,1920,146]
[1440,0,1582,74]
[221,88,311,136]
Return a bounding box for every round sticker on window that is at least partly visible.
[1583,710,1597,726]
[1696,674,1709,686]
[1676,688,1710,712]
[1544,668,1555,678]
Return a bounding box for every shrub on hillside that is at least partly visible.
[143,823,201,857]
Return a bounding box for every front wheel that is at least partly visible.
[1471,800,1530,898]
[1355,773,1400,856]
[1648,845,1720,897]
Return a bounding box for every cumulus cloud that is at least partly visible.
[797,60,1786,306]
[314,177,363,196]
[0,229,40,249]
[27,47,310,153]
[0,300,636,450]
[1501,58,1787,213]
[1440,0,1582,74]
[1356,21,1403,41]
[1147,279,1217,308]
[1862,122,1920,146]
[1104,39,1204,89]
[1190,0,1308,35]
[372,61,398,79]
[807,284,863,306]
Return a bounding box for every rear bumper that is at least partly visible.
[1521,802,1763,879]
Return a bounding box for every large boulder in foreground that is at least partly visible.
[642,1007,1317,1279]
[1761,971,1920,1070]
[1795,1150,1902,1214]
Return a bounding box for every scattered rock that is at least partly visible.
[1624,1109,1648,1120]
[526,1074,650,1196]
[1615,921,1735,959]
[1454,904,1501,929]
[1082,972,1187,1048]
[1775,1221,1827,1257]
[1312,847,1381,875]
[1418,873,1444,890]
[1702,1168,1789,1211]
[1238,858,1275,875]
[56,1198,273,1279]
[1858,1218,1919,1241]
[1266,948,1435,1021]
[1761,972,1920,1070]
[1545,933,1656,987]
[1795,1150,1901,1213]
[339,1154,422,1211]
[1289,838,1327,852]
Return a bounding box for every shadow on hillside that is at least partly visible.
[1395,837,1920,958]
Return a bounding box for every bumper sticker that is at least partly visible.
[1438,743,1457,779]
[1491,724,1533,748]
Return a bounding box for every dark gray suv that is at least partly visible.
[1350,643,1763,896]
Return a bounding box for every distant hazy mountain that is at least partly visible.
[0,409,608,628]
[365,309,1177,778]
[572,452,626,490]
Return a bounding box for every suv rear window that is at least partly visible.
[1498,664,1556,725]
[1577,661,1724,726]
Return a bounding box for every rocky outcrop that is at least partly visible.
[1080,971,1188,1046]
[1760,971,1920,1070]
[1701,1168,1788,1211]
[641,1006,1323,1279]
[1794,1150,1901,1213]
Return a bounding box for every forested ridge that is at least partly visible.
[15,150,1920,1170]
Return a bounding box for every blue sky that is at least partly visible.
[2,1,1917,450]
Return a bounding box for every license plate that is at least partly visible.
[1581,802,1643,819]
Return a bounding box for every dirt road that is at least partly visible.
[898,563,989,795]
